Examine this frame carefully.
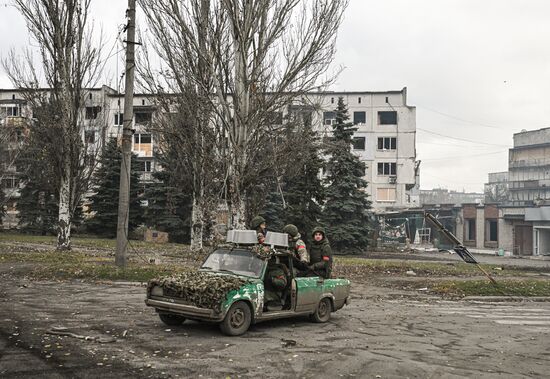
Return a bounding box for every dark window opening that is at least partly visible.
[85,106,101,120]
[378,111,397,125]
[88,93,92,100]
[352,137,366,150]
[377,137,397,150]
[323,111,336,125]
[12,94,15,100]
[487,220,498,242]
[358,97,362,104]
[138,160,152,172]
[466,219,476,241]
[135,112,152,124]
[353,111,366,125]
[331,97,334,104]
[134,133,151,144]
[114,113,123,126]
[377,162,396,176]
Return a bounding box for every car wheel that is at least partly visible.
[220,302,251,336]
[159,313,186,326]
[311,298,331,323]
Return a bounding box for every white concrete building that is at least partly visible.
[315,88,419,212]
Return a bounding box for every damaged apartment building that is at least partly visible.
[474,127,550,256]
[1,86,420,227]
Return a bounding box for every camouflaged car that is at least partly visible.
[145,231,351,336]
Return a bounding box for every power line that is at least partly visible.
[417,104,507,130]
[421,149,508,161]
[417,127,510,147]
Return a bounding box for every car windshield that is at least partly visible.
[201,249,265,278]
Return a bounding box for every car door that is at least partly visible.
[294,276,324,312]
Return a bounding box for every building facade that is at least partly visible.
[1,86,419,227]
[317,88,419,212]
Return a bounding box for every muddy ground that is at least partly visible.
[0,243,549,378]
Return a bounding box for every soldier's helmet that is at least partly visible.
[250,216,266,230]
[283,224,299,238]
[311,226,326,238]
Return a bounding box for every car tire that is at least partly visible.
[311,298,331,323]
[220,302,251,336]
[159,313,186,326]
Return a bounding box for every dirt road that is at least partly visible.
[1,275,549,378]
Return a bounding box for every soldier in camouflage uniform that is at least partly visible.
[283,224,309,274]
[264,263,288,311]
[307,226,333,279]
[249,215,267,244]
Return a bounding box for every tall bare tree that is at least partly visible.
[140,0,348,230]
[3,0,103,249]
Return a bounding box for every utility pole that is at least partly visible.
[116,0,136,268]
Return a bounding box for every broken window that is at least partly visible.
[377,137,397,150]
[465,219,476,241]
[352,137,366,150]
[85,106,101,120]
[377,162,396,176]
[378,111,397,125]
[353,111,366,125]
[323,111,336,125]
[376,188,396,202]
[135,111,152,124]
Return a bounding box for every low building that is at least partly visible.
[420,188,484,206]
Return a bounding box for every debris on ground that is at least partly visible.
[46,327,117,343]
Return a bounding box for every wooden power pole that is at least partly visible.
[116,0,136,268]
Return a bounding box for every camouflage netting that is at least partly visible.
[148,271,248,311]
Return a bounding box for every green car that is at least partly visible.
[145,247,351,336]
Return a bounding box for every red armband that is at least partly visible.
[297,245,305,250]
[322,256,330,261]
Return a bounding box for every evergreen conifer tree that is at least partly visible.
[144,152,192,243]
[323,97,372,252]
[86,138,143,237]
[261,116,325,241]
[15,133,59,235]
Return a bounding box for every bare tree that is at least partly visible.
[140,0,348,230]
[3,0,103,249]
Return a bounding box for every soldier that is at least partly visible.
[308,226,333,279]
[249,215,267,244]
[282,224,309,269]
[264,263,288,311]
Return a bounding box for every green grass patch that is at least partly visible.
[334,257,528,277]
[431,279,550,297]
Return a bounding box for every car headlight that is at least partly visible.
[151,286,163,297]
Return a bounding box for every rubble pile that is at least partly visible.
[148,271,247,311]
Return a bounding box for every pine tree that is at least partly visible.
[15,133,59,235]
[144,152,192,243]
[323,97,372,252]
[86,138,143,237]
[261,115,325,241]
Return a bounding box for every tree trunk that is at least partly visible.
[190,188,204,250]
[57,155,72,250]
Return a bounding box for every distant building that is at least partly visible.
[420,188,484,206]
[487,127,550,206]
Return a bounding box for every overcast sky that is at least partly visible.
[1,0,549,193]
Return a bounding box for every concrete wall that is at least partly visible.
[476,207,485,249]
[513,127,550,147]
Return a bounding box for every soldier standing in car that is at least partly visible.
[308,226,333,279]
[283,224,309,273]
[249,215,267,244]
